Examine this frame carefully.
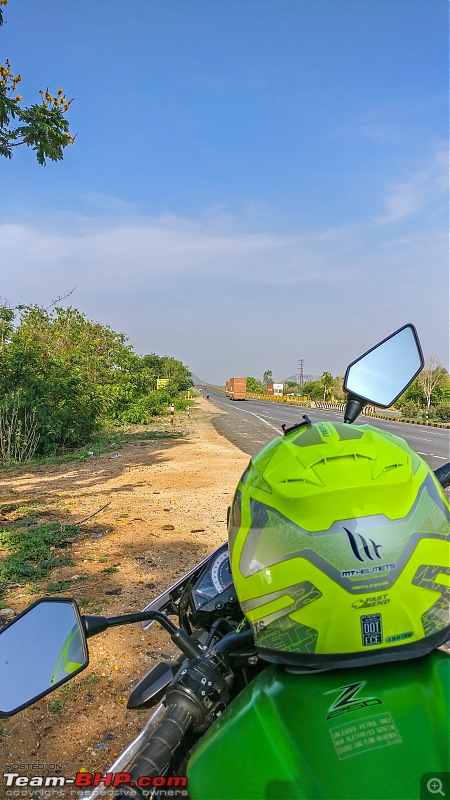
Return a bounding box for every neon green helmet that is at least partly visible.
[50,623,85,685]
[228,421,450,669]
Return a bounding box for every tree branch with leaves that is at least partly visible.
[0,0,75,164]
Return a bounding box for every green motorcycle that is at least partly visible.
[0,323,448,800]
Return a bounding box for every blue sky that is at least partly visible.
[1,0,448,383]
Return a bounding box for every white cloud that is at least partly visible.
[0,192,447,380]
[376,145,448,225]
[0,214,362,293]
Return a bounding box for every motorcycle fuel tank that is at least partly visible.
[187,649,449,800]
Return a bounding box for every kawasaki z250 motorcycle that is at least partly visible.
[0,323,449,800]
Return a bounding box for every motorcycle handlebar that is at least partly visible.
[434,463,450,490]
[114,704,192,798]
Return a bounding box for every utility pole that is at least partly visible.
[298,358,304,388]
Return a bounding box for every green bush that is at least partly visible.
[0,304,193,457]
[397,400,421,418]
[434,403,450,422]
[113,391,172,423]
[174,396,191,411]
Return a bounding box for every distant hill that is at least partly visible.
[190,373,207,384]
[190,373,320,387]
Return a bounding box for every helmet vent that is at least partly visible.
[371,459,405,479]
[279,476,323,487]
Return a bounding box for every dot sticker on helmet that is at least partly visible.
[361,613,383,646]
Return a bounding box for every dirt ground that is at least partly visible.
[0,396,249,790]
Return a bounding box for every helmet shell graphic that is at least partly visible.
[228,422,450,668]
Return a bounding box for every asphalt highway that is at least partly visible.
[202,389,449,472]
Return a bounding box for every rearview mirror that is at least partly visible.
[0,598,88,716]
[343,323,424,408]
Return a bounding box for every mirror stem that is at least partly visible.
[343,395,366,424]
[83,611,202,659]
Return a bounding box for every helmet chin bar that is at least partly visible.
[343,395,366,424]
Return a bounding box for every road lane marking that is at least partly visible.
[224,404,282,433]
[416,452,447,460]
[359,420,447,437]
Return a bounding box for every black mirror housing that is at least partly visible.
[0,597,88,716]
[343,323,424,410]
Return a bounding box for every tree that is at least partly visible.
[0,300,196,457]
[262,370,273,387]
[141,354,193,393]
[0,304,132,453]
[320,371,334,400]
[0,0,74,164]
[416,357,448,420]
[302,379,324,401]
[330,375,345,402]
[0,303,194,453]
[246,376,263,393]
[0,302,14,349]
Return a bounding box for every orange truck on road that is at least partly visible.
[226,377,247,400]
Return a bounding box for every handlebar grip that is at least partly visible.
[434,463,450,490]
[116,704,192,797]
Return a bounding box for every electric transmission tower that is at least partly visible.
[298,358,304,387]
